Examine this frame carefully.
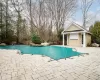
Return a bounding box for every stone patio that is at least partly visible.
[0,47,100,80]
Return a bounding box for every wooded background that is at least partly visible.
[0,0,99,44]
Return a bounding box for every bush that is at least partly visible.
[57,29,63,41]
[90,21,100,44]
[32,34,41,44]
[0,30,17,45]
[95,38,100,44]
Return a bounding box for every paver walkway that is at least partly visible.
[0,47,100,80]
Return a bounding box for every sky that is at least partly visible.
[69,0,100,27]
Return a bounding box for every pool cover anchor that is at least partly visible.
[48,58,56,62]
[17,50,21,55]
[72,48,77,52]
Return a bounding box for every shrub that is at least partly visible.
[90,21,100,44]
[57,29,63,41]
[0,30,17,45]
[32,34,41,44]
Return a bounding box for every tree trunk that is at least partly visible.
[5,0,8,39]
[29,0,34,33]
[16,12,20,44]
[0,3,3,42]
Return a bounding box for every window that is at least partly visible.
[82,34,83,44]
[70,33,79,40]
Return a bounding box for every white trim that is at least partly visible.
[62,31,91,35]
[62,22,91,34]
[83,32,86,47]
[62,34,64,46]
[67,34,68,45]
[63,31,86,34]
[61,31,64,34]
[61,30,66,34]
[71,22,87,31]
[64,22,86,31]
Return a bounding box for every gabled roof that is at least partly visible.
[66,22,87,31]
[62,22,91,34]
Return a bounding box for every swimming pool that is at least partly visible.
[0,45,81,60]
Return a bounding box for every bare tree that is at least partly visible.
[5,0,8,39]
[81,0,94,28]
[26,0,77,41]
[0,0,16,44]
[0,0,79,43]
[46,0,77,40]
[0,1,4,41]
[26,0,48,40]
[26,0,34,33]
[11,0,24,43]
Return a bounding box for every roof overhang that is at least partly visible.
[62,30,92,35]
[62,22,92,35]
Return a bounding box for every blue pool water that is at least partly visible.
[0,45,81,60]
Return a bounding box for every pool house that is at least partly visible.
[62,23,91,47]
